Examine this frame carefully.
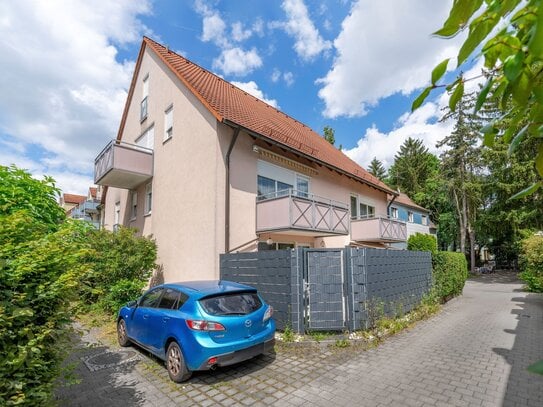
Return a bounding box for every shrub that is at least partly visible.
[99,279,147,314]
[519,235,543,292]
[79,227,157,313]
[432,251,468,301]
[407,233,438,255]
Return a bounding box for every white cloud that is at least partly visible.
[202,13,227,46]
[283,71,294,86]
[281,0,331,60]
[231,22,252,42]
[318,0,464,118]
[271,68,281,82]
[231,81,279,108]
[344,100,453,170]
[0,0,151,194]
[213,47,263,76]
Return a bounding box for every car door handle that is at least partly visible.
[162,317,170,322]
[143,314,149,319]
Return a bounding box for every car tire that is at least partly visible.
[117,319,131,347]
[166,341,192,383]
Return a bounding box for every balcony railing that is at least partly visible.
[351,216,407,242]
[256,189,349,236]
[94,140,153,189]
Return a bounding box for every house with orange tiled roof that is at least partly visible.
[94,37,408,281]
[63,186,102,228]
[60,193,86,213]
[388,192,435,249]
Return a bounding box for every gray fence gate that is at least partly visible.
[305,249,345,330]
[220,247,432,333]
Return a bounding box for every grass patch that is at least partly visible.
[75,310,118,346]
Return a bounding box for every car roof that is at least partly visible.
[162,280,256,298]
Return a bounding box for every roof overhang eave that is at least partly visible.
[223,119,397,196]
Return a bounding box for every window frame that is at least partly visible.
[164,104,173,141]
[145,182,152,215]
[139,287,163,308]
[408,211,414,223]
[350,194,376,220]
[141,74,149,122]
[390,207,398,219]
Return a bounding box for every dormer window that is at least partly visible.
[141,74,149,121]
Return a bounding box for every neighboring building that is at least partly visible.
[388,192,434,249]
[94,37,407,282]
[65,187,102,229]
[60,193,86,213]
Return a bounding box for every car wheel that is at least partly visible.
[166,341,192,383]
[117,319,131,347]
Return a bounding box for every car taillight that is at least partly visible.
[263,305,273,322]
[186,320,226,331]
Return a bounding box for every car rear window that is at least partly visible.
[199,292,262,316]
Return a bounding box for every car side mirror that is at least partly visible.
[127,300,138,308]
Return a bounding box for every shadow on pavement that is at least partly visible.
[55,330,146,407]
[469,271,522,285]
[493,292,543,407]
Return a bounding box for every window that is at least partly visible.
[136,125,154,150]
[141,74,149,121]
[158,288,180,309]
[164,105,173,140]
[350,194,375,219]
[421,215,427,225]
[296,174,309,197]
[408,211,414,222]
[390,207,398,219]
[145,183,152,215]
[258,241,295,251]
[140,288,163,308]
[257,175,292,199]
[199,292,262,316]
[131,191,137,220]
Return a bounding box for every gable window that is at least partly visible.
[131,191,138,220]
[390,207,398,219]
[408,211,414,222]
[421,215,427,225]
[136,125,154,150]
[164,105,173,141]
[350,194,375,219]
[257,175,292,200]
[141,74,149,121]
[145,183,152,215]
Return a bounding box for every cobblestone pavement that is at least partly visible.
[56,272,543,406]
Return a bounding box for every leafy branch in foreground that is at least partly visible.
[413,0,543,197]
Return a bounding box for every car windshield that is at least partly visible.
[199,292,262,316]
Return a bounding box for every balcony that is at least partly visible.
[81,200,99,214]
[94,140,153,189]
[256,189,349,236]
[351,216,407,242]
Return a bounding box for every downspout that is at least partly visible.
[225,126,240,253]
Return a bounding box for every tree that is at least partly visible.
[414,0,543,198]
[438,95,483,271]
[322,125,335,145]
[367,157,386,180]
[0,165,90,405]
[388,137,438,198]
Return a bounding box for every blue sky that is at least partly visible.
[0,0,475,195]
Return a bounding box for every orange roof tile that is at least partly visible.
[132,37,395,195]
[389,192,428,212]
[63,193,86,205]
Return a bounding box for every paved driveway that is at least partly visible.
[56,272,543,406]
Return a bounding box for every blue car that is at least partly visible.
[116,280,275,382]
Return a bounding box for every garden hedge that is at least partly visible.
[519,235,543,292]
[432,251,468,301]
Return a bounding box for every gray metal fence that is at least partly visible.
[220,247,432,333]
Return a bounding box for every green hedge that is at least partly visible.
[432,251,468,301]
[519,235,543,292]
[407,233,438,254]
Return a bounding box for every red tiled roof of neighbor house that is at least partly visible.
[390,192,428,212]
[63,193,86,205]
[120,37,395,195]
